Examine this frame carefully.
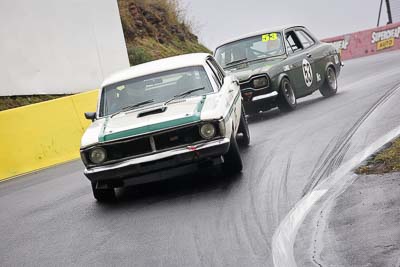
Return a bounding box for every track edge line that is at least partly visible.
[271,126,400,267]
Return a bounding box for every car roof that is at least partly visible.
[215,24,305,50]
[101,53,212,87]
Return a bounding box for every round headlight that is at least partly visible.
[89,147,107,164]
[200,123,216,140]
[252,77,268,89]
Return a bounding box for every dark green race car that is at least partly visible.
[214,25,343,114]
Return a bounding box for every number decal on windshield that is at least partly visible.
[262,33,278,42]
[116,85,126,91]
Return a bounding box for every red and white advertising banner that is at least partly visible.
[322,22,400,61]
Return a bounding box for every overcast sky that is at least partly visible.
[178,0,391,50]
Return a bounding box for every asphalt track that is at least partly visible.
[1,51,400,266]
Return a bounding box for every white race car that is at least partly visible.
[80,53,250,201]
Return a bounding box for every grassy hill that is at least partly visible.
[117,0,211,65]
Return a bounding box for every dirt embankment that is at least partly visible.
[118,0,210,66]
[0,95,65,112]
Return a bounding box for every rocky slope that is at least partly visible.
[117,0,210,65]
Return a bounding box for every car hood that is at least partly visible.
[81,96,206,147]
[226,57,286,81]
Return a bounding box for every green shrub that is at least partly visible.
[127,46,153,65]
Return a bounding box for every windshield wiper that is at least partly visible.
[247,54,285,64]
[123,99,155,111]
[165,87,205,105]
[225,57,248,66]
[110,99,154,118]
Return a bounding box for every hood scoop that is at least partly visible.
[137,106,167,118]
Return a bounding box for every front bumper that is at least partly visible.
[84,138,230,187]
[243,91,278,113]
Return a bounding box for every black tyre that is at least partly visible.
[320,66,337,97]
[91,182,116,202]
[237,106,250,146]
[222,137,243,174]
[277,78,297,112]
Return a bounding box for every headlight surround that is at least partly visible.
[80,151,89,166]
[199,123,216,140]
[252,77,269,89]
[218,120,226,136]
[89,147,107,164]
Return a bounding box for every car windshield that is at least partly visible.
[99,66,213,117]
[215,32,285,68]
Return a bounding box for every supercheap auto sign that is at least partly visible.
[371,26,400,50]
[322,22,400,60]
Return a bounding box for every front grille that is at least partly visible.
[154,125,202,150]
[240,81,252,90]
[105,137,153,161]
[84,123,220,166]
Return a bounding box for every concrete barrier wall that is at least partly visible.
[322,22,400,60]
[0,90,98,181]
[0,0,129,96]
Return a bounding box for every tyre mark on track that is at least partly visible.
[237,142,281,256]
[241,208,268,256]
[246,146,277,253]
[192,224,209,267]
[302,81,400,196]
[278,154,292,221]
[304,136,339,197]
[213,143,277,258]
[269,153,291,227]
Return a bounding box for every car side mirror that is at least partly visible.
[84,112,96,122]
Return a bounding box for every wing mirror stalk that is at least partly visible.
[84,112,96,122]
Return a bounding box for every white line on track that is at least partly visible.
[271,100,400,266]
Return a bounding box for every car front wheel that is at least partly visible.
[91,182,116,202]
[277,77,297,112]
[222,137,243,174]
[320,66,338,97]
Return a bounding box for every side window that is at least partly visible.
[209,57,225,81]
[207,58,224,86]
[285,31,303,54]
[285,39,294,55]
[206,64,221,90]
[295,30,315,49]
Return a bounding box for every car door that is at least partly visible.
[285,28,318,97]
[284,29,307,97]
[299,27,340,89]
[294,28,320,93]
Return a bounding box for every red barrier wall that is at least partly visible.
[322,22,400,60]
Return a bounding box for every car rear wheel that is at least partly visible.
[277,78,297,112]
[222,137,243,174]
[320,66,337,97]
[91,182,116,202]
[237,105,250,146]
